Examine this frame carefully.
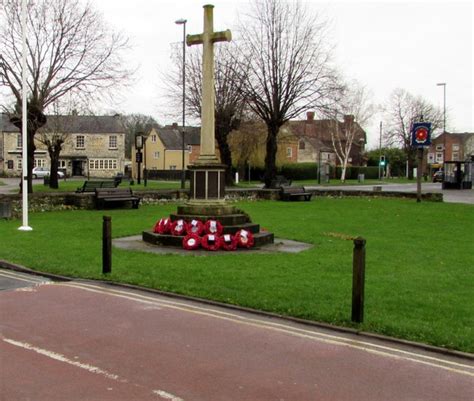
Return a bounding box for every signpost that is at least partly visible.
[411,122,432,202]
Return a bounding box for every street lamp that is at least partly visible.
[436,82,446,164]
[135,133,144,185]
[175,18,187,190]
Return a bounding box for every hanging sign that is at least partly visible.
[411,122,432,147]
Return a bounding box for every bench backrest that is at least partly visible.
[81,180,117,192]
[280,186,306,194]
[95,187,133,198]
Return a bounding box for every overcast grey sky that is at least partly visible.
[5,0,472,149]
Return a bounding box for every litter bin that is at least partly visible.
[358,173,365,183]
[43,176,50,185]
[0,201,12,219]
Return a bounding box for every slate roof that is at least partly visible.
[152,124,201,149]
[0,113,124,134]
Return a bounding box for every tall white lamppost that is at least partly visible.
[18,0,32,231]
[436,82,447,164]
[175,18,187,190]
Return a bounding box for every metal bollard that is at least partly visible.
[352,237,366,323]
[102,216,112,274]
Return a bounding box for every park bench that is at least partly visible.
[280,186,312,201]
[95,188,140,209]
[269,175,292,188]
[76,180,118,193]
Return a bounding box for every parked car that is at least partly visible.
[32,167,65,179]
[432,170,443,183]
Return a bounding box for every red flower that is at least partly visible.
[205,219,223,236]
[201,233,222,251]
[170,219,186,236]
[153,217,171,234]
[221,233,238,251]
[235,229,254,248]
[182,233,201,250]
[186,219,204,236]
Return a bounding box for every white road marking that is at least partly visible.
[153,389,185,400]
[0,270,49,285]
[2,338,123,382]
[60,282,474,377]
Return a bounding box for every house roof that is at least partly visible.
[151,124,201,149]
[0,113,124,134]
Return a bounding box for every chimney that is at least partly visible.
[306,111,315,122]
[344,115,355,125]
[172,122,178,129]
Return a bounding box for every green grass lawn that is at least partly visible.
[31,179,185,192]
[1,198,473,352]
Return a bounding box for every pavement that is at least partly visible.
[1,268,473,401]
[1,177,473,203]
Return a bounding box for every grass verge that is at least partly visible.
[1,198,472,352]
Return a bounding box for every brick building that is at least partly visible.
[426,132,474,168]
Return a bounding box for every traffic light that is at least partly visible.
[380,155,386,167]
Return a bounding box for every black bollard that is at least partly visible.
[102,216,112,274]
[352,237,366,323]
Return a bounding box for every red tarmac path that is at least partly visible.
[1,269,473,401]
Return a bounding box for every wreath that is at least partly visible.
[186,219,205,236]
[235,229,254,248]
[205,219,223,236]
[182,233,201,250]
[221,233,238,251]
[170,219,186,236]
[153,217,171,234]
[201,233,222,251]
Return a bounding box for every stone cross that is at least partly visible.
[187,4,231,164]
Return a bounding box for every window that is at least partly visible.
[59,160,66,168]
[169,165,177,170]
[17,134,22,148]
[452,152,459,161]
[452,144,460,151]
[436,152,444,163]
[299,140,305,150]
[7,160,14,169]
[34,159,46,167]
[109,135,117,149]
[286,147,292,158]
[76,135,85,148]
[153,151,160,159]
[151,135,157,143]
[427,153,435,164]
[436,145,444,151]
[89,158,118,170]
[187,145,192,152]
[18,159,22,170]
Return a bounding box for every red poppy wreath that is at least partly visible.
[221,233,238,251]
[201,233,222,251]
[235,229,254,248]
[182,233,201,250]
[170,219,186,236]
[205,219,223,236]
[186,219,204,236]
[153,217,171,234]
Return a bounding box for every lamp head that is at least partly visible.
[175,19,187,25]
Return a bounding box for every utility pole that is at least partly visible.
[378,121,382,180]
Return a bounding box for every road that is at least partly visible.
[1,268,473,401]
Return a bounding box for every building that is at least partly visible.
[426,132,474,168]
[131,124,202,178]
[288,112,366,166]
[0,113,125,178]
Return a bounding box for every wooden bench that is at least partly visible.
[280,186,312,201]
[76,180,118,193]
[95,188,140,209]
[269,175,292,188]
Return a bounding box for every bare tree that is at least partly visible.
[330,81,374,182]
[236,0,341,187]
[0,0,131,192]
[384,88,443,178]
[164,45,247,185]
[119,114,158,159]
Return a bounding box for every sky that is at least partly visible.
[3,0,473,149]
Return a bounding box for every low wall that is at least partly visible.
[0,187,443,219]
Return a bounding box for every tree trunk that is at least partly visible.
[26,127,37,194]
[264,124,279,188]
[48,145,62,189]
[215,126,234,186]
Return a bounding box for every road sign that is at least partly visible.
[411,122,432,147]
